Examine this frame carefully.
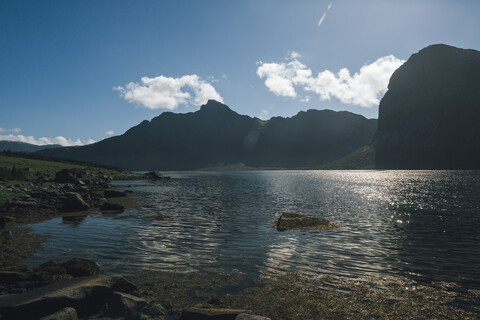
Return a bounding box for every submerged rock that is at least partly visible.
[272,212,339,231]
[60,258,102,277]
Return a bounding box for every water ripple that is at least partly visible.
[28,170,480,289]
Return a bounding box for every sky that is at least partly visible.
[1,0,479,146]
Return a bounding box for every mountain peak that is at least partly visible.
[199,100,232,113]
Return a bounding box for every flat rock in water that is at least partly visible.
[273,212,339,231]
[61,258,102,277]
[0,274,136,320]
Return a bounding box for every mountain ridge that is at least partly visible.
[37,100,377,170]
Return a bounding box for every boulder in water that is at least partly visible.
[272,212,339,231]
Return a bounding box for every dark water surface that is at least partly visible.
[27,170,480,288]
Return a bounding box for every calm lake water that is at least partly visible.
[27,170,480,289]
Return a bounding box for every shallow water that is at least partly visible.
[27,170,480,289]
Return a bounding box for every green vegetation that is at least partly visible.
[317,145,376,170]
[0,154,139,206]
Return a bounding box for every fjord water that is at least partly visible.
[28,171,480,288]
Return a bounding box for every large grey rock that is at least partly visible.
[55,169,85,184]
[60,193,90,212]
[273,212,339,231]
[0,274,136,320]
[40,307,78,320]
[102,291,148,319]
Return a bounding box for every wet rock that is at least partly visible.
[61,258,102,277]
[40,307,78,320]
[100,201,125,213]
[180,307,252,320]
[104,190,128,198]
[272,212,339,231]
[60,193,90,212]
[0,274,137,320]
[102,291,148,318]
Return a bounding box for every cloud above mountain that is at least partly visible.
[114,74,223,110]
[0,134,95,146]
[256,53,405,107]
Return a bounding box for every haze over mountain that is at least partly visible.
[37,100,377,170]
[0,141,62,153]
[374,44,480,169]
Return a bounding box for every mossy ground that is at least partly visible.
[131,270,480,320]
[0,225,48,268]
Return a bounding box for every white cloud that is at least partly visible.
[256,53,405,107]
[114,74,223,110]
[0,134,96,147]
[289,51,301,59]
[105,130,114,136]
[0,127,4,133]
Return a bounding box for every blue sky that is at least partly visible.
[1,0,479,145]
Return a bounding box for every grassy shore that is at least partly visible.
[0,154,139,206]
[0,153,142,268]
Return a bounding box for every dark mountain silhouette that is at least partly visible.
[37,100,377,170]
[374,44,480,169]
[0,141,61,152]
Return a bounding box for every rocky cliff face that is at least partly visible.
[374,44,480,169]
[38,100,377,170]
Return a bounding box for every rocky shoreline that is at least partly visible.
[0,169,269,320]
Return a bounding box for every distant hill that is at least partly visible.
[37,100,378,170]
[374,44,480,169]
[0,141,61,153]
